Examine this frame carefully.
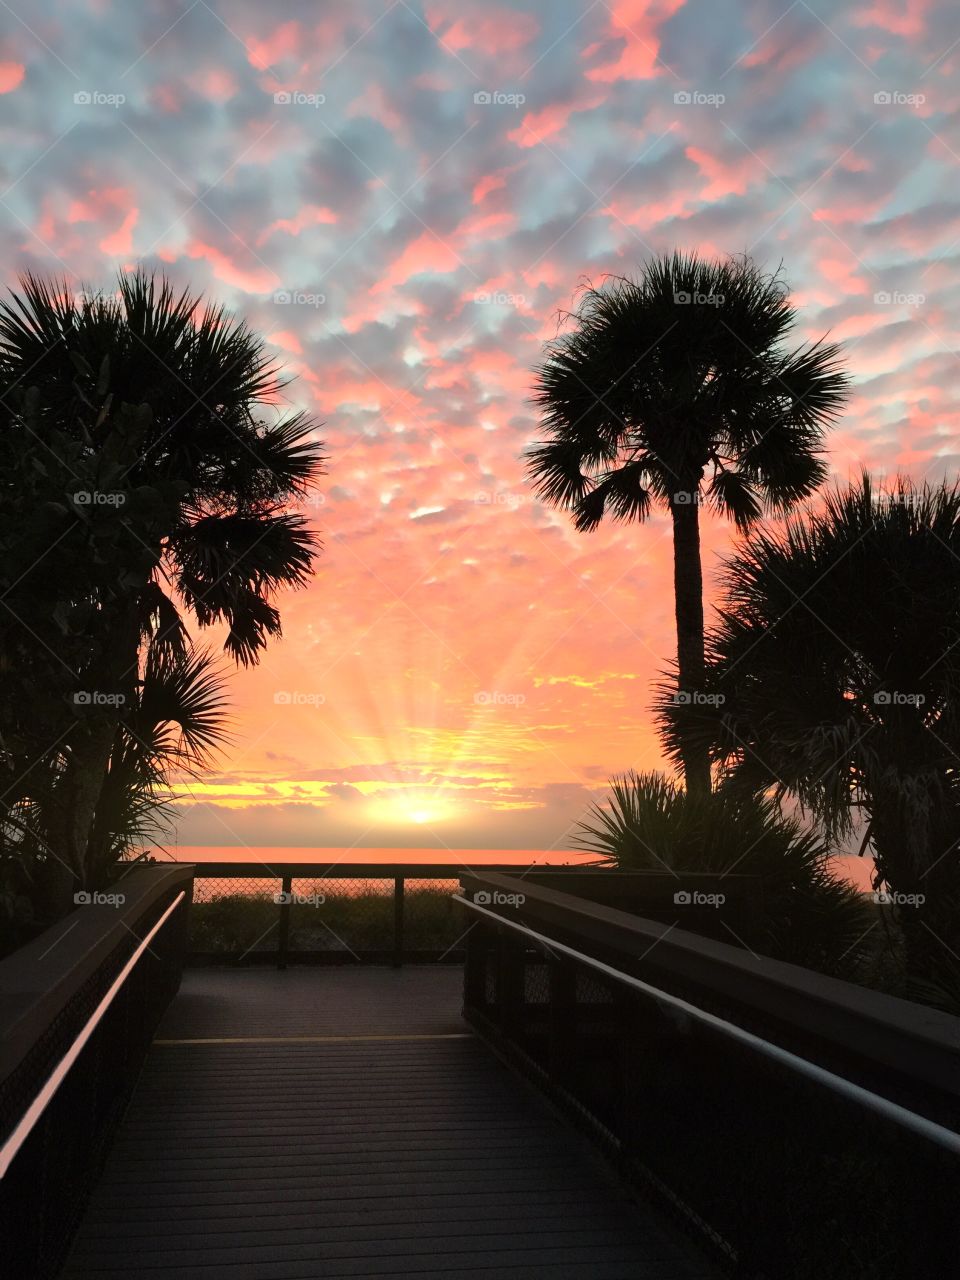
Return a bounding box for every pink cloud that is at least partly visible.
[852,0,933,37]
[508,91,606,148]
[244,21,302,71]
[741,24,825,74]
[814,245,870,297]
[149,83,183,114]
[100,207,138,256]
[455,209,517,240]
[371,230,462,295]
[472,168,512,204]
[600,190,693,228]
[812,196,885,226]
[267,329,303,355]
[586,0,686,83]
[467,347,536,398]
[347,83,405,134]
[413,70,455,91]
[0,61,24,93]
[32,197,57,246]
[425,3,540,55]
[64,187,138,255]
[685,144,764,200]
[193,66,239,103]
[185,240,280,293]
[340,293,426,335]
[521,261,563,289]
[256,205,338,245]
[67,187,129,224]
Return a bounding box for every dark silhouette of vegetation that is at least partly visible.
[525,251,849,796]
[658,475,960,1009]
[0,272,325,931]
[574,770,871,977]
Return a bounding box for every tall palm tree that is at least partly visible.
[660,475,960,988]
[0,271,326,895]
[524,252,849,795]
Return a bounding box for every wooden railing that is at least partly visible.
[457,870,960,1279]
[0,864,193,1279]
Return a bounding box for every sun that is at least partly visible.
[365,790,456,827]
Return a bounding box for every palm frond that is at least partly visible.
[575,771,872,976]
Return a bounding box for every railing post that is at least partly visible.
[393,876,404,968]
[463,890,487,1010]
[277,874,292,970]
[549,955,576,1085]
[496,926,525,1039]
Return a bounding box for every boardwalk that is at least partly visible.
[65,967,717,1279]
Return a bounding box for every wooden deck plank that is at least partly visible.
[64,967,717,1278]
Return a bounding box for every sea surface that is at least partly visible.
[156,846,876,890]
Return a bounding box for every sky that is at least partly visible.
[0,0,958,854]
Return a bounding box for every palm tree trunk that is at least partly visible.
[872,792,960,995]
[49,605,142,897]
[670,495,711,798]
[48,717,121,896]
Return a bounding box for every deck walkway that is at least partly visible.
[64,967,717,1278]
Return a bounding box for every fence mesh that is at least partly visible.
[188,875,464,959]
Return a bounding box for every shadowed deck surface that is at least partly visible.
[64,967,717,1278]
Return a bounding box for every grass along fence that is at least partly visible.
[184,863,544,966]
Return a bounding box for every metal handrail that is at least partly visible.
[454,893,960,1156]
[0,889,186,1179]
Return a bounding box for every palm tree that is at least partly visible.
[87,643,231,874]
[524,252,849,796]
[575,771,871,977]
[0,271,325,897]
[0,641,230,934]
[659,475,960,990]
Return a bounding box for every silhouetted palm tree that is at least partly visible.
[525,252,848,795]
[2,642,230,931]
[0,271,325,895]
[660,476,960,998]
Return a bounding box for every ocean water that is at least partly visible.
[155,846,875,890]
